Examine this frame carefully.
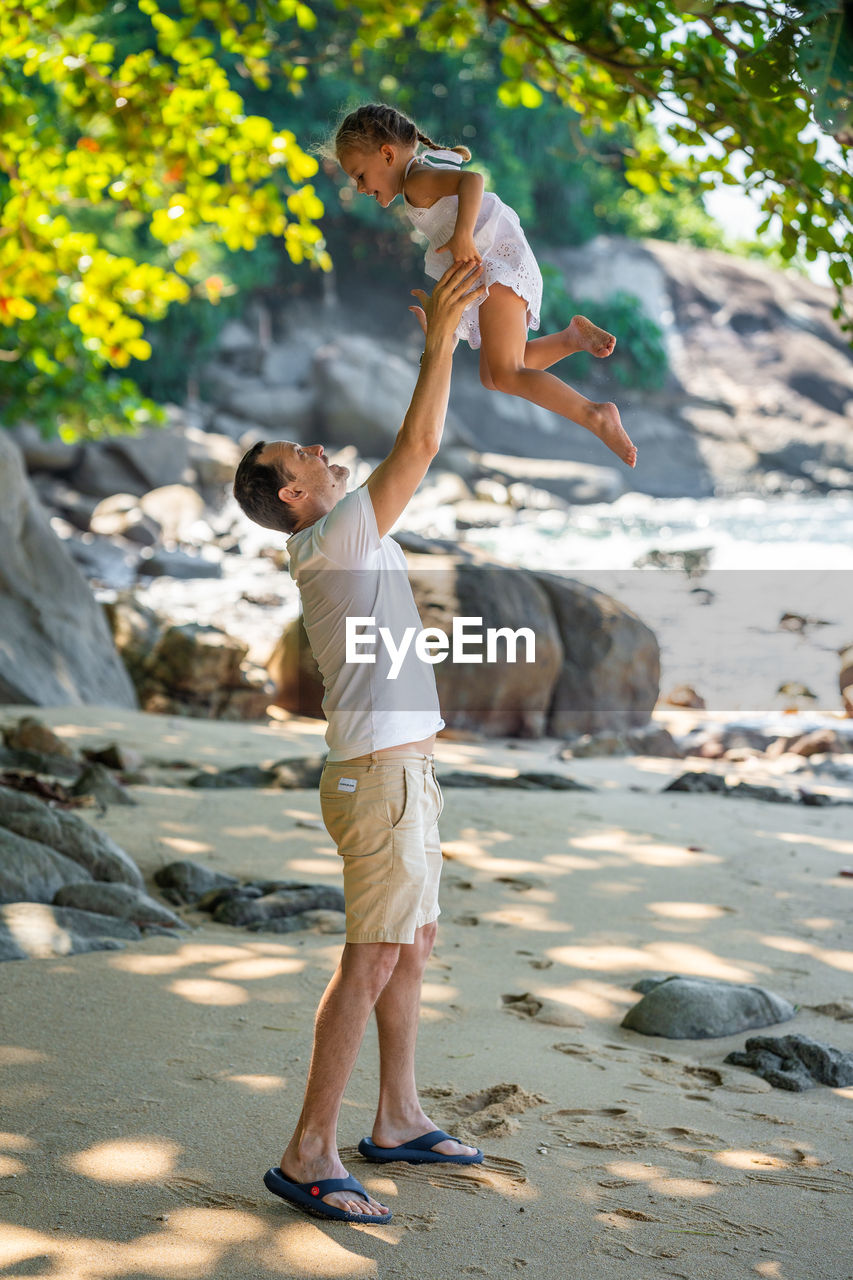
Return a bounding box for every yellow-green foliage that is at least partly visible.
[0,0,330,433]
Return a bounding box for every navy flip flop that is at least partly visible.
[357,1128,483,1165]
[263,1166,392,1223]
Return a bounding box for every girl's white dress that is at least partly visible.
[403,149,542,350]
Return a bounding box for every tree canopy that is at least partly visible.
[0,0,850,436]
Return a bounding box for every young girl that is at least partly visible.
[334,103,637,468]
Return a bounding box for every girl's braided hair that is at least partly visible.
[333,103,471,163]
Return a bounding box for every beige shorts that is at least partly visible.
[319,754,444,944]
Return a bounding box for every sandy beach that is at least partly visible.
[2,705,852,1280]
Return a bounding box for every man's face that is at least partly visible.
[261,441,349,516]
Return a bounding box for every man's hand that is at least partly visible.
[408,302,459,353]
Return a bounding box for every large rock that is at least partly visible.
[52,882,187,929]
[0,902,141,961]
[313,335,466,454]
[270,551,659,738]
[622,976,797,1040]
[70,420,194,498]
[535,573,659,736]
[0,431,137,708]
[0,785,145,886]
[0,826,93,904]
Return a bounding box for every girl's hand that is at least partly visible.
[435,232,481,265]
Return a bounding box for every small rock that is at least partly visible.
[662,685,706,710]
[2,717,76,760]
[153,860,239,906]
[665,772,728,795]
[188,765,278,789]
[437,771,591,791]
[622,976,796,1040]
[70,764,136,807]
[725,1034,853,1091]
[84,743,145,773]
[212,885,346,927]
[788,729,841,757]
[270,757,328,790]
[140,547,222,580]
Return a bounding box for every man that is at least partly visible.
[232,260,486,1224]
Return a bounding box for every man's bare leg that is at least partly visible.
[280,941,398,1216]
[370,922,478,1159]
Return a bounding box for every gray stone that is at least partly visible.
[0,432,137,708]
[250,908,347,934]
[271,757,327,789]
[69,764,137,807]
[139,547,223,580]
[138,484,205,543]
[89,494,161,547]
[195,884,264,912]
[0,826,93,904]
[477,452,624,506]
[622,976,797,1040]
[52,882,187,929]
[184,427,241,487]
[262,341,314,387]
[0,785,145,887]
[665,772,730,795]
[188,765,279,789]
[64,533,140,590]
[725,1034,853,1091]
[313,334,464,454]
[0,902,141,962]
[12,423,82,473]
[437,771,591,791]
[153,859,239,906]
[534,573,660,737]
[213,885,346,927]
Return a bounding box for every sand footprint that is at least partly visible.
[502,991,585,1028]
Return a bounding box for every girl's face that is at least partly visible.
[339,143,407,208]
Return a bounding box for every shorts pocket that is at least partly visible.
[384,768,409,830]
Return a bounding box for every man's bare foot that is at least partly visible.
[566,314,616,358]
[280,1152,389,1217]
[590,402,637,467]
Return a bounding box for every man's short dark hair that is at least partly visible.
[233,440,297,533]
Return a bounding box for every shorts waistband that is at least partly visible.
[325,751,435,767]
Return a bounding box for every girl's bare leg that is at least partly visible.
[478,285,637,467]
[525,314,616,368]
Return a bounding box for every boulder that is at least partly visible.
[0,431,137,708]
[0,902,141,962]
[71,422,194,498]
[139,547,223,579]
[313,335,465,454]
[153,859,239,906]
[89,494,161,546]
[622,976,796,1039]
[0,826,93,904]
[269,554,659,739]
[136,484,205,544]
[841,644,853,717]
[52,882,187,929]
[477,452,623,506]
[0,785,145,886]
[12,423,82,473]
[3,717,76,760]
[146,623,247,697]
[184,427,242,488]
[534,573,659,736]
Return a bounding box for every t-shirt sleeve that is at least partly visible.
[312,487,381,568]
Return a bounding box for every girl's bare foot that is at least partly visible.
[566,314,616,358]
[590,401,637,467]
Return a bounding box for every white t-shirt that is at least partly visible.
[287,486,444,760]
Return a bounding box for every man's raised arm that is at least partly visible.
[366,260,484,539]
